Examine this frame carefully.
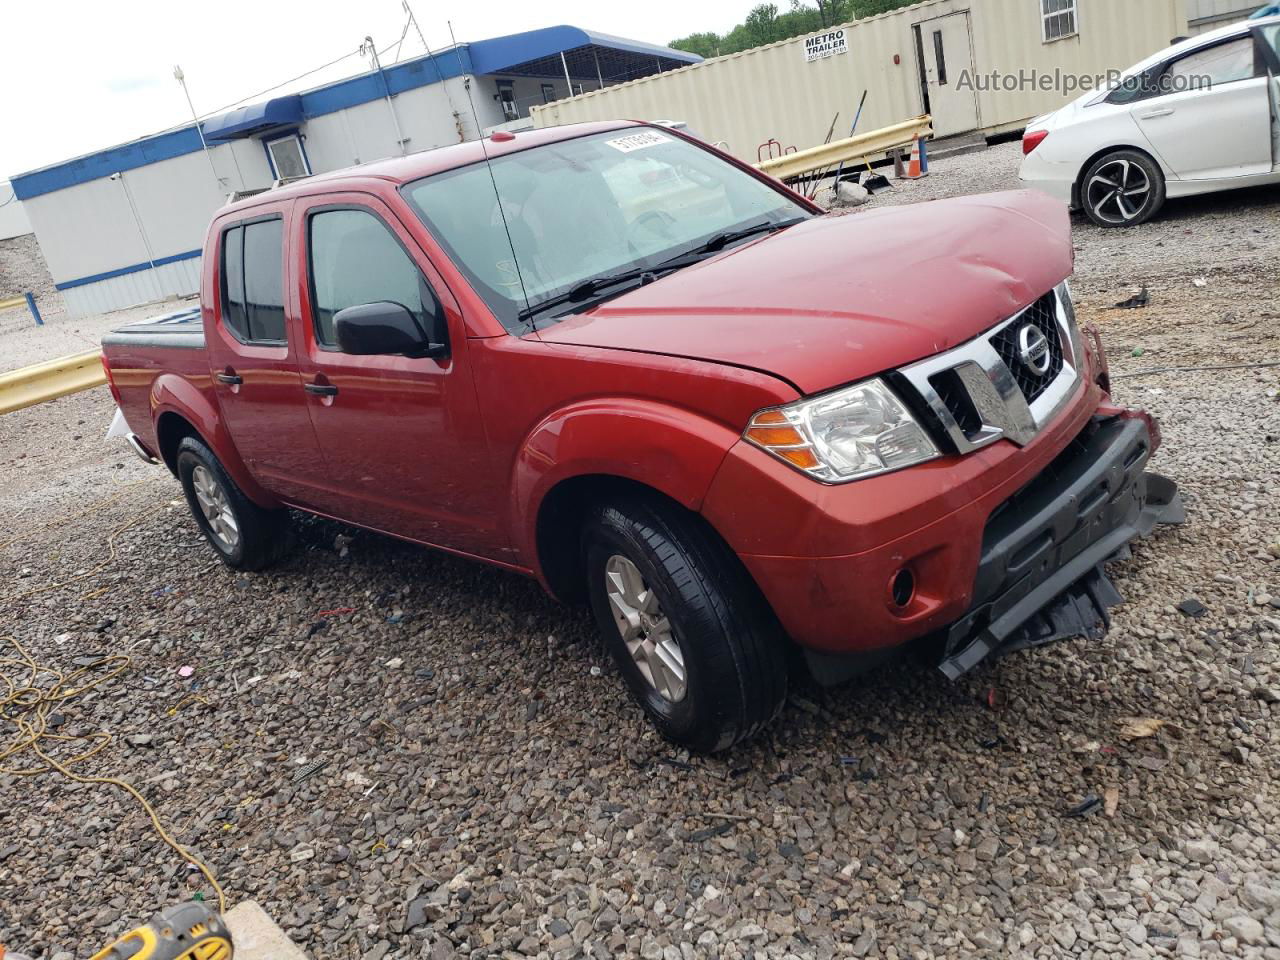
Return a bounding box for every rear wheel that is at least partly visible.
[583,495,788,753]
[1081,150,1165,228]
[176,436,289,571]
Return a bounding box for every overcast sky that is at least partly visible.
[0,0,748,179]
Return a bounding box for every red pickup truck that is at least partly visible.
[102,120,1181,752]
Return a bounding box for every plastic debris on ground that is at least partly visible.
[1118,716,1166,740]
[1177,598,1208,618]
[1062,794,1103,818]
[1115,287,1149,309]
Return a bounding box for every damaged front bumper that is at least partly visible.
[937,412,1184,680]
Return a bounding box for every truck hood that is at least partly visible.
[538,190,1073,396]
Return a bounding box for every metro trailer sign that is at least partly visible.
[804,29,848,62]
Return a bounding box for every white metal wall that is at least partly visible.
[0,181,32,240]
[1186,0,1260,31]
[61,257,201,318]
[532,0,1186,160]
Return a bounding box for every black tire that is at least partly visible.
[583,495,788,753]
[1080,149,1166,228]
[176,436,290,571]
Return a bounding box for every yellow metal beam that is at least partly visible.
[0,295,27,311]
[755,115,933,181]
[0,349,107,416]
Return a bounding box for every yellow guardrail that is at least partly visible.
[755,115,933,181]
[0,295,27,311]
[0,349,107,416]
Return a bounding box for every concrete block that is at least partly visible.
[224,900,308,960]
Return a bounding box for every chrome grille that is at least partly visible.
[898,286,1082,455]
[988,292,1064,404]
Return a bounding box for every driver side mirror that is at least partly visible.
[333,301,448,359]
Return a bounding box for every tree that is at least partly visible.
[669,0,915,59]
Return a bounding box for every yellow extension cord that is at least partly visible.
[0,489,228,916]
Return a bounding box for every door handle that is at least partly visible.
[215,372,242,385]
[304,382,339,397]
[1139,108,1175,119]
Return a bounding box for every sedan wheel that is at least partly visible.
[1081,151,1165,228]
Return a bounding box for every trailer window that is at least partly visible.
[1041,0,1077,43]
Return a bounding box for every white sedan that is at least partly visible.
[1020,14,1280,227]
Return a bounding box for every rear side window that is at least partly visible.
[308,208,436,348]
[220,218,286,344]
[221,227,248,340]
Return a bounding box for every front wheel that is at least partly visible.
[176,436,290,571]
[1081,150,1166,228]
[583,496,788,753]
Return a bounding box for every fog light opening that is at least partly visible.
[891,569,915,609]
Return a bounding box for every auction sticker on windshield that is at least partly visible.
[605,131,671,153]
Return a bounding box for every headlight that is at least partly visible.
[744,378,940,483]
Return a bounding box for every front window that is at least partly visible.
[1167,35,1258,87]
[307,207,439,349]
[402,128,810,331]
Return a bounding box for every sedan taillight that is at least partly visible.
[1023,129,1049,155]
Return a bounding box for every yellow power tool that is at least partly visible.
[90,902,232,960]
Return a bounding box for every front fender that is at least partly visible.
[150,372,280,508]
[511,398,741,570]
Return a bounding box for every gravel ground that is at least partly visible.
[0,299,196,374]
[2,143,1279,960]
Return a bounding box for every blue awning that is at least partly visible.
[469,26,700,81]
[203,95,304,142]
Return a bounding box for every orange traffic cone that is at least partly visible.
[904,138,930,179]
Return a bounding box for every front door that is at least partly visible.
[291,193,505,560]
[1131,32,1273,181]
[204,205,327,507]
[914,12,980,137]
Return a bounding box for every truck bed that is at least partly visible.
[101,306,210,465]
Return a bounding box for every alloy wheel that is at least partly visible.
[604,554,687,702]
[192,464,240,552]
[1086,158,1151,225]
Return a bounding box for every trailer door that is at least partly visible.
[914,11,980,137]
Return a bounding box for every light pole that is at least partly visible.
[361,37,408,155]
[174,65,246,191]
[111,171,156,273]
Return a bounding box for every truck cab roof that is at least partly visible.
[216,120,644,219]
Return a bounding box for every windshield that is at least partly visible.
[402,128,811,330]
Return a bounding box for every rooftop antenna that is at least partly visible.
[446,20,533,321]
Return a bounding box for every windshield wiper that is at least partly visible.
[519,268,658,322]
[519,217,806,324]
[681,216,806,259]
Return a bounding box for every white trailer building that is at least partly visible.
[532,0,1189,162]
[8,26,698,318]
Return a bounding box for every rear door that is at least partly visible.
[1131,32,1273,180]
[204,206,327,506]
[290,192,505,559]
